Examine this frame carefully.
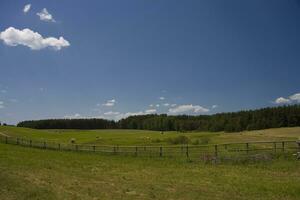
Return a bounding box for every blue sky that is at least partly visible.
[1,0,300,124]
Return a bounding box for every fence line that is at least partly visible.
[0,134,299,161]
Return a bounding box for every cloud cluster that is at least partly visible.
[64,113,81,119]
[0,27,70,50]
[102,99,116,107]
[23,4,31,13]
[168,104,209,114]
[274,93,300,104]
[145,109,157,114]
[37,8,55,22]
[104,111,120,115]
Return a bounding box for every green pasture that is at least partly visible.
[0,143,299,200]
[1,126,300,146]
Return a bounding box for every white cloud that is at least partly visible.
[149,104,154,107]
[0,101,5,109]
[168,104,209,114]
[171,104,177,107]
[0,27,70,50]
[212,105,218,109]
[163,103,170,107]
[116,111,144,119]
[23,4,31,13]
[102,99,116,107]
[145,109,157,114]
[104,111,120,115]
[274,97,291,104]
[64,113,81,118]
[289,93,300,102]
[159,97,165,100]
[37,8,55,22]
[156,104,160,107]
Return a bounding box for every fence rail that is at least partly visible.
[1,135,299,162]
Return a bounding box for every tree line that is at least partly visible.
[17,105,300,132]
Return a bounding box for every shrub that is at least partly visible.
[200,137,210,145]
[167,135,190,145]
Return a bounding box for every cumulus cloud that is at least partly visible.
[273,93,300,104]
[168,104,209,114]
[163,103,170,107]
[64,113,81,118]
[23,4,31,13]
[159,97,165,100]
[212,105,218,109]
[37,8,55,22]
[274,97,291,104]
[145,109,157,114]
[289,93,300,102]
[102,99,116,107]
[0,27,70,50]
[104,111,120,115]
[156,104,160,107]
[149,104,154,107]
[171,104,177,107]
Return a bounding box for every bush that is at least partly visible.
[151,138,162,143]
[200,137,210,145]
[167,135,190,145]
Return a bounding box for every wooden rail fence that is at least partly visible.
[0,135,299,162]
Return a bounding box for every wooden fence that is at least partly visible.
[0,135,299,162]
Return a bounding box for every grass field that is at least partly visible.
[1,143,300,200]
[1,126,300,146]
[1,126,300,200]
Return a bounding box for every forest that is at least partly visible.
[17,105,300,132]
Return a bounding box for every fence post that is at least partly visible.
[160,146,163,157]
[5,136,8,144]
[17,138,19,145]
[135,146,138,156]
[186,145,189,159]
[30,140,32,147]
[44,141,46,149]
[282,142,285,152]
[75,145,78,151]
[246,143,249,154]
[93,145,95,152]
[214,145,218,158]
[113,146,116,154]
[58,143,61,150]
[273,142,277,153]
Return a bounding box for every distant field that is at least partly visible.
[1,126,300,146]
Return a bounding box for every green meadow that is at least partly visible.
[1,126,300,146]
[0,126,300,200]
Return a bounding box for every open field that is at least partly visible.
[1,126,300,146]
[0,143,300,200]
[1,126,300,199]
